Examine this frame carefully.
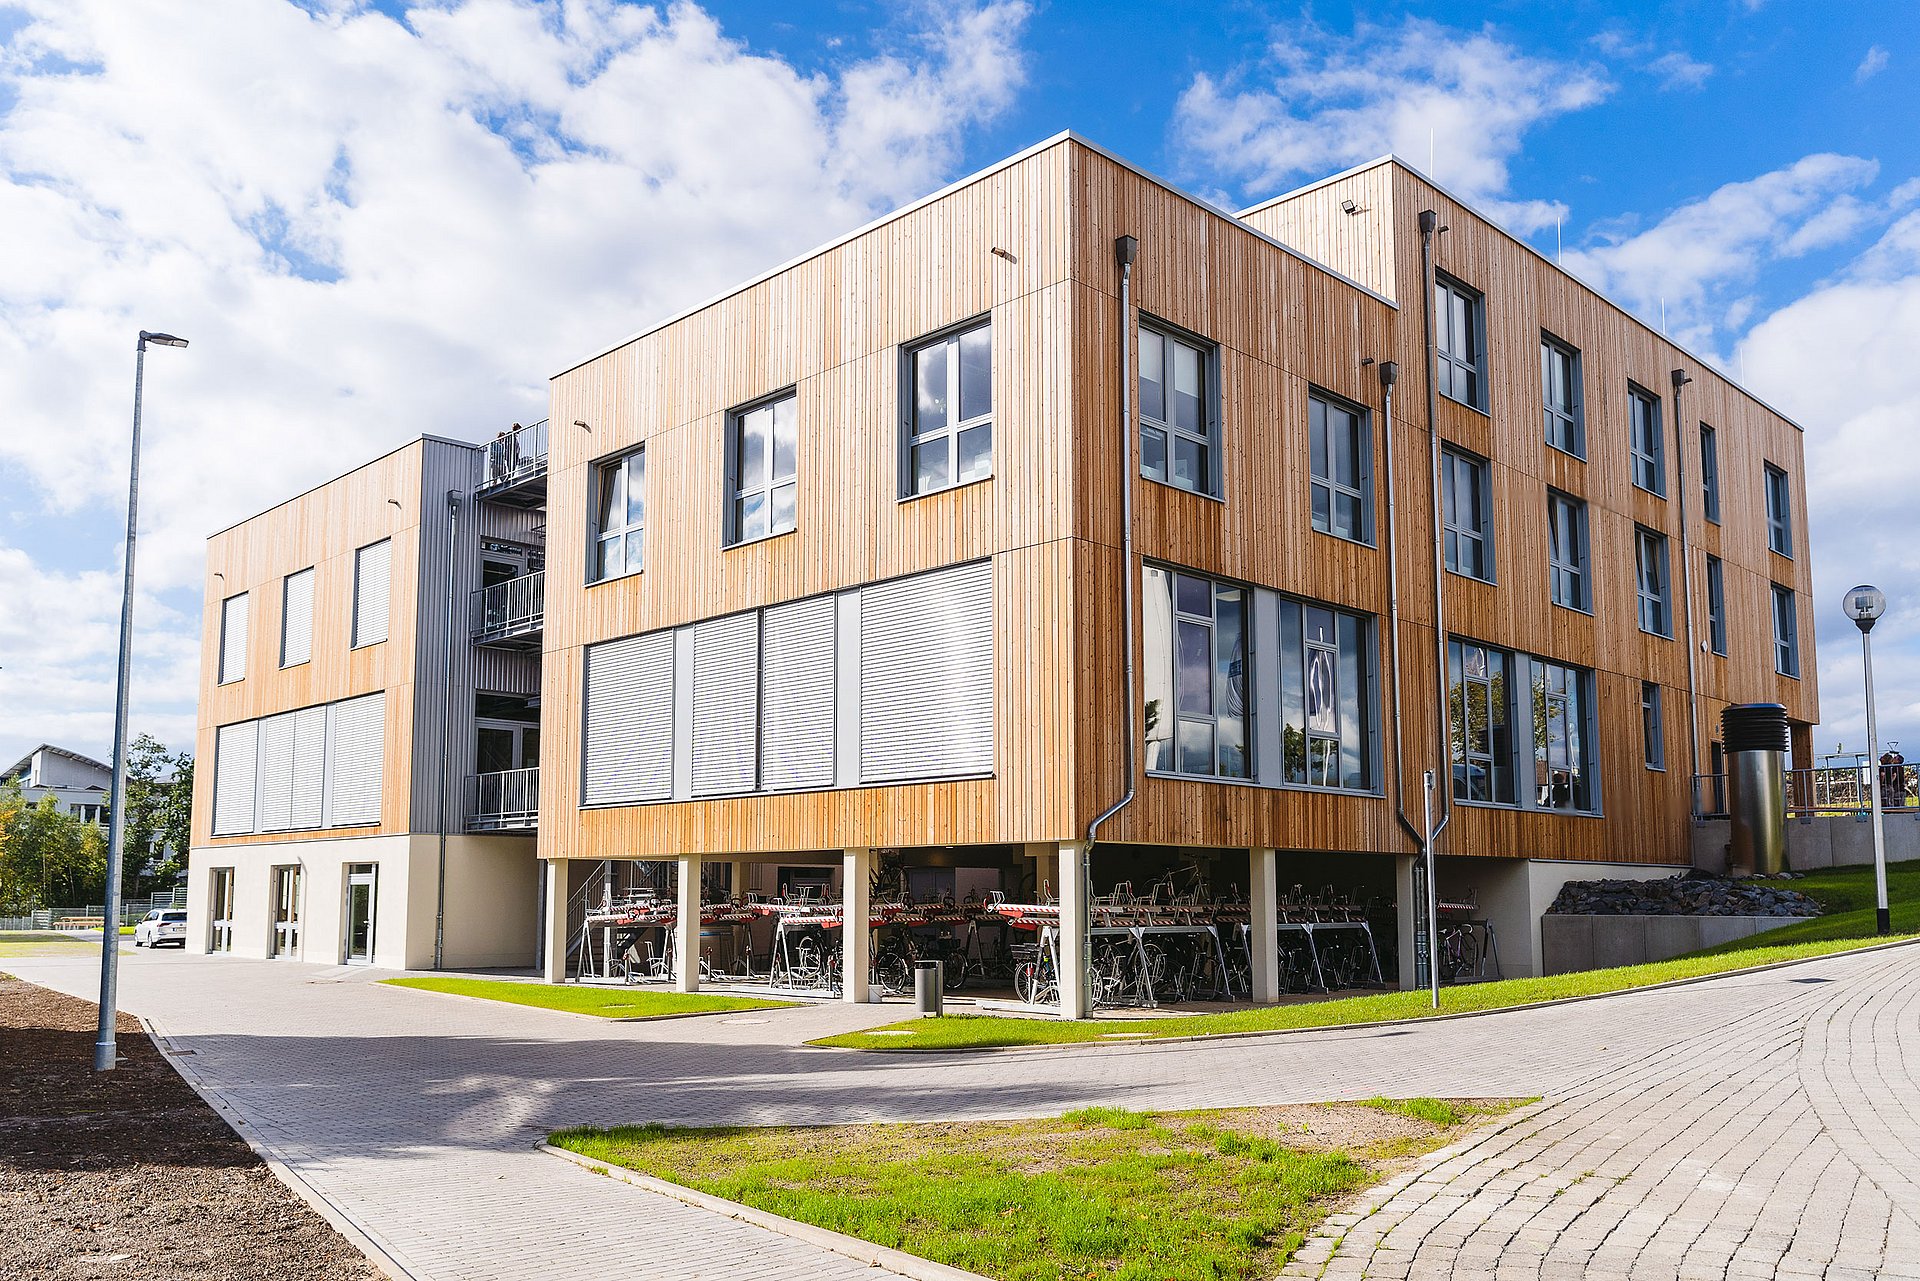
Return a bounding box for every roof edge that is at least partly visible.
[206,434,479,542]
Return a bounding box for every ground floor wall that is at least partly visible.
[186,834,538,969]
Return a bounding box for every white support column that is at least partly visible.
[728,859,748,900]
[1057,840,1088,1020]
[1249,847,1281,1005]
[1024,841,1058,903]
[843,847,872,1003]
[676,853,701,993]
[1395,854,1418,991]
[541,859,568,986]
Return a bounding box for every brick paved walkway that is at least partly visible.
[10,941,1917,1280]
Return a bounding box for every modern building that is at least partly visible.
[187,134,1816,1005]
[3,744,113,825]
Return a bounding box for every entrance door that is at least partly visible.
[344,864,377,964]
[270,866,302,957]
[209,869,235,953]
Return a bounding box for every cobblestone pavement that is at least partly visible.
[9,941,1917,1280]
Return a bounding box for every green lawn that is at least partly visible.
[813,933,1916,1051]
[551,1101,1515,1280]
[1690,862,1920,953]
[381,975,795,1019]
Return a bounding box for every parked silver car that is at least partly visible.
[133,908,188,948]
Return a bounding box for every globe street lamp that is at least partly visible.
[95,329,189,1073]
[1842,584,1891,936]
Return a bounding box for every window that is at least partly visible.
[903,319,991,496]
[351,540,390,648]
[1541,334,1584,456]
[1276,599,1374,791]
[1435,275,1486,409]
[1309,390,1372,544]
[1629,386,1664,495]
[1142,567,1250,778]
[1441,449,1493,580]
[1772,583,1800,677]
[1706,555,1728,656]
[1532,659,1597,812]
[209,692,385,836]
[1700,426,1721,523]
[218,592,248,684]
[1547,490,1589,611]
[279,568,313,668]
[1448,639,1515,804]
[1635,526,1672,637]
[1765,463,1793,557]
[590,448,646,582]
[1642,682,1665,770]
[1139,323,1217,496]
[724,391,798,546]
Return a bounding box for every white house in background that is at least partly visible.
[2,744,112,824]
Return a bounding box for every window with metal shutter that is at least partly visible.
[582,632,674,804]
[691,613,760,796]
[212,721,258,835]
[219,593,249,684]
[353,540,390,647]
[327,693,385,826]
[290,705,327,828]
[280,568,314,667]
[859,560,994,783]
[255,712,297,831]
[760,595,836,791]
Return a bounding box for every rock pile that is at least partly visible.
[1547,872,1821,918]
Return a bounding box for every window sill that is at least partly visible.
[586,567,644,588]
[897,473,993,505]
[1313,527,1377,551]
[1550,599,1594,617]
[1452,795,1605,819]
[1440,393,1491,418]
[723,527,799,553]
[1638,627,1675,641]
[1546,442,1587,463]
[1769,547,1796,561]
[350,640,386,651]
[1145,768,1380,799]
[278,660,310,671]
[1631,482,1668,500]
[1445,566,1496,587]
[1141,473,1225,504]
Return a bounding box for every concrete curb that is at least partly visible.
[811,934,1920,1055]
[140,1016,416,1281]
[540,1142,989,1281]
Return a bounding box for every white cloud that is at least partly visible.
[0,0,1031,765]
[1648,51,1713,90]
[1172,18,1611,233]
[1855,45,1890,82]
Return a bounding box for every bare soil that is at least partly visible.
[0,972,381,1281]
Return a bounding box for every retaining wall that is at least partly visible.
[1541,913,1815,975]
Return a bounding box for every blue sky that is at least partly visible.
[1,0,1916,774]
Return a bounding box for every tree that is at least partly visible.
[0,781,108,913]
[118,733,193,895]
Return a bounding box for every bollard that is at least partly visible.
[914,960,944,1017]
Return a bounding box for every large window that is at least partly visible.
[351,540,390,648]
[1635,526,1672,637]
[211,692,385,836]
[1143,567,1250,778]
[1772,583,1800,677]
[1541,334,1584,456]
[903,319,992,496]
[1532,659,1597,812]
[1548,490,1589,611]
[1435,275,1486,409]
[1706,554,1728,656]
[1700,425,1721,523]
[591,448,646,582]
[1441,448,1493,581]
[1765,463,1793,557]
[1139,323,1217,496]
[1448,639,1515,804]
[1642,681,1665,771]
[1277,600,1373,791]
[218,591,249,685]
[725,391,797,547]
[1629,386,1664,496]
[1309,390,1372,544]
[279,568,313,669]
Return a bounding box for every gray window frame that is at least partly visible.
[899,315,993,500]
[1308,387,1375,546]
[1530,657,1600,814]
[1764,462,1793,558]
[217,591,248,686]
[1441,447,1494,581]
[279,567,314,669]
[1435,274,1487,411]
[1448,638,1516,805]
[1772,583,1800,677]
[588,446,646,584]
[1629,384,1665,496]
[1635,525,1673,638]
[1142,565,1252,780]
[723,388,798,549]
[1138,318,1222,498]
[1700,425,1721,524]
[1548,489,1590,612]
[1541,333,1584,457]
[1642,681,1665,771]
[1706,554,1728,656]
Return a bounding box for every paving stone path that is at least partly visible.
[10,940,1917,1280]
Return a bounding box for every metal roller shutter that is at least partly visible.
[212,721,258,836]
[583,632,674,805]
[859,560,994,784]
[280,569,314,667]
[353,540,390,647]
[219,593,248,684]
[290,705,328,829]
[327,693,385,826]
[254,712,296,832]
[691,613,760,797]
[760,595,837,791]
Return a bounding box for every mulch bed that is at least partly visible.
[0,972,381,1280]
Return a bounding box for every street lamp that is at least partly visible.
[95,329,189,1073]
[1842,583,1891,936]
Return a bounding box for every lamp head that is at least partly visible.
[139,331,189,349]
[1844,584,1887,633]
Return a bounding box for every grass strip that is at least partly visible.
[380,975,794,1018]
[1687,862,1920,953]
[551,1101,1509,1281]
[812,933,1915,1051]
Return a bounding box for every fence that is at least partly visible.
[0,890,182,932]
[1693,764,1920,819]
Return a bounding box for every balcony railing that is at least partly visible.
[471,570,543,645]
[468,767,538,831]
[479,420,548,500]
[1692,764,1920,819]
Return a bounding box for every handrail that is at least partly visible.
[470,569,544,640]
[1692,765,1918,819]
[467,767,539,830]
[481,420,548,490]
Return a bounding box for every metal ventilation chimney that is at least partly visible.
[1724,703,1789,876]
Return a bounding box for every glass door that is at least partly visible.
[344,864,377,964]
[270,866,302,957]
[209,869,235,953]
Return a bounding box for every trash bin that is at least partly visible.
[914,960,944,1017]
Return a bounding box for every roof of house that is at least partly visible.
[2,743,113,785]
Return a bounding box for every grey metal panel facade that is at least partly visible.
[408,440,483,832]
[473,648,540,697]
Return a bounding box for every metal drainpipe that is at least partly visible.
[1376,359,1427,850]
[1418,210,1454,851]
[434,487,460,970]
[1670,368,1703,796]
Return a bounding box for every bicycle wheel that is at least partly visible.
[874,952,912,995]
[1455,931,1480,979]
[1015,961,1038,1005]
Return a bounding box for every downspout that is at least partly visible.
[434,487,460,970]
[1671,368,1703,797]
[1375,359,1426,850]
[1417,209,1454,850]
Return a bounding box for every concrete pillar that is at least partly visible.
[1024,841,1058,902]
[1057,840,1088,1020]
[727,859,747,900]
[541,859,569,985]
[676,853,701,993]
[1395,855,1418,991]
[843,847,871,1003]
[1249,847,1281,1004]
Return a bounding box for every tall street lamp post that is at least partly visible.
[95,329,188,1074]
[1842,584,1891,937]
